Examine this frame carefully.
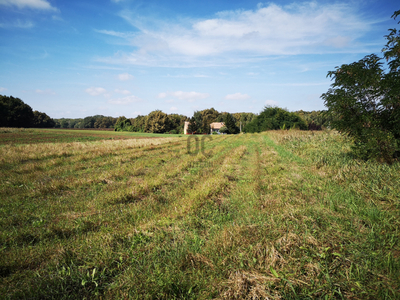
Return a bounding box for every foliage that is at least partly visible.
[0,95,34,127]
[167,114,188,134]
[189,108,221,134]
[187,116,199,134]
[244,106,307,133]
[0,95,56,128]
[54,116,116,129]
[192,111,204,133]
[219,126,228,134]
[32,111,56,128]
[130,115,147,132]
[321,10,400,163]
[200,108,220,133]
[114,117,132,132]
[224,113,239,134]
[144,110,171,133]
[94,116,116,128]
[295,110,330,130]
[232,112,257,130]
[82,115,105,128]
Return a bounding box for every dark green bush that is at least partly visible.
[243,106,307,133]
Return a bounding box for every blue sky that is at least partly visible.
[0,0,398,118]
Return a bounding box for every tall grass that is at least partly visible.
[0,130,399,299]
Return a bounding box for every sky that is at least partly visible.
[0,0,398,119]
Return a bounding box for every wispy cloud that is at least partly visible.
[0,19,34,28]
[95,29,135,39]
[267,82,329,87]
[114,89,131,95]
[35,89,55,95]
[85,87,108,96]
[225,93,250,100]
[265,99,278,106]
[158,91,210,102]
[0,0,58,11]
[108,95,142,105]
[0,87,7,92]
[118,73,134,81]
[97,2,375,67]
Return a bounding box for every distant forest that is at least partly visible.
[2,95,329,133]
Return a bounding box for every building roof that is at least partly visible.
[210,122,225,129]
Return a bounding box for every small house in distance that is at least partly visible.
[210,122,225,134]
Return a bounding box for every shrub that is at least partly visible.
[243,106,307,133]
[321,10,400,163]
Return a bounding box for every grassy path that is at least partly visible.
[0,131,399,299]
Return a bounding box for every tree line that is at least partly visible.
[1,94,330,134]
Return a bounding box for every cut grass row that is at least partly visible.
[0,128,184,146]
[0,130,399,299]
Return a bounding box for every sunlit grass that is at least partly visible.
[0,129,399,299]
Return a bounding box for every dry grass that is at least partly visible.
[0,130,399,299]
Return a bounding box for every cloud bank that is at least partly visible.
[97,2,374,67]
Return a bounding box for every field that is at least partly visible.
[0,128,399,299]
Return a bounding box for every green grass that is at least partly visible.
[0,129,399,299]
[0,128,184,146]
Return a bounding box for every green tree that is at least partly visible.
[232,112,257,130]
[32,111,55,128]
[144,110,171,133]
[130,115,147,132]
[187,117,198,134]
[224,113,239,134]
[244,106,307,133]
[114,117,132,132]
[0,95,34,127]
[200,108,220,133]
[321,10,400,163]
[168,114,188,134]
[94,116,116,128]
[192,111,204,133]
[60,119,69,128]
[219,126,229,134]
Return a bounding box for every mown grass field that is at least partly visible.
[0,128,399,299]
[0,128,183,146]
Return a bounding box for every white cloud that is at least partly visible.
[0,0,57,11]
[0,87,7,92]
[99,2,374,67]
[96,29,134,39]
[85,87,107,96]
[265,100,278,106]
[159,91,210,102]
[225,93,250,100]
[118,73,134,81]
[170,106,178,111]
[0,19,34,28]
[114,89,131,95]
[108,95,142,105]
[35,89,55,95]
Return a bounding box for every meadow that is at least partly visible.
[0,128,399,299]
